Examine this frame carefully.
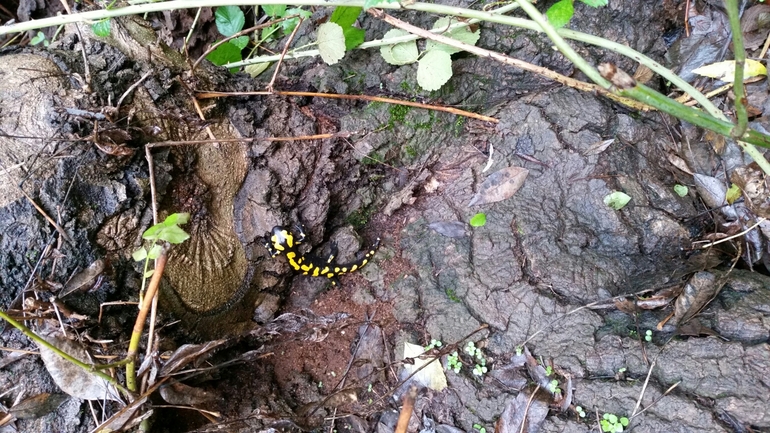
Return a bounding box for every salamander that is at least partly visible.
[264,224,380,285]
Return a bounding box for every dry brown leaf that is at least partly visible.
[468,166,529,207]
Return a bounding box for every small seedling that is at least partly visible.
[515,346,523,356]
[575,406,586,418]
[545,365,554,376]
[446,351,462,374]
[644,329,652,342]
[600,413,629,432]
[547,379,560,393]
[469,213,487,227]
[465,341,488,376]
[473,423,486,433]
[424,338,442,351]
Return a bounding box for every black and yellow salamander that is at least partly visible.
[264,225,380,285]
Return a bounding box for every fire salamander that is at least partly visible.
[265,225,380,285]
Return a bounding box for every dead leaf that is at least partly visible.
[468,166,529,207]
[159,339,228,377]
[731,163,770,218]
[399,342,446,392]
[667,153,693,175]
[673,271,726,325]
[37,330,122,402]
[428,221,468,238]
[9,393,68,419]
[160,382,217,405]
[495,392,548,433]
[582,138,615,156]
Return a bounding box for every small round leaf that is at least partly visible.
[469,213,487,227]
[417,50,453,91]
[317,22,346,65]
[603,191,631,210]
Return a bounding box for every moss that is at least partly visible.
[347,205,377,229]
[388,103,412,129]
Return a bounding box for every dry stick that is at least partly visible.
[197,90,499,123]
[631,381,680,420]
[694,217,766,248]
[147,132,354,148]
[17,188,73,244]
[115,71,152,115]
[631,359,656,418]
[519,384,541,433]
[394,386,417,433]
[366,9,652,112]
[126,244,169,392]
[267,16,304,92]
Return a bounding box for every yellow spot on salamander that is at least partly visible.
[321,267,330,274]
[312,267,320,277]
[350,265,358,272]
[334,267,340,273]
[301,264,312,272]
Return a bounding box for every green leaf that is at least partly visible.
[91,19,111,37]
[206,42,242,69]
[215,5,245,37]
[546,0,574,29]
[163,213,190,226]
[469,213,486,227]
[30,31,46,46]
[143,269,155,279]
[673,184,688,197]
[317,22,347,65]
[282,8,311,34]
[330,6,362,28]
[147,243,163,260]
[725,183,741,204]
[380,29,419,65]
[262,4,287,17]
[158,225,190,244]
[417,49,453,91]
[604,191,631,210]
[132,247,148,262]
[620,417,629,427]
[143,224,162,240]
[425,17,481,55]
[343,27,365,50]
[578,0,608,6]
[245,62,271,77]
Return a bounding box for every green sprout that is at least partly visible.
[575,406,586,418]
[473,423,487,433]
[644,329,652,342]
[425,338,443,351]
[601,413,629,432]
[447,351,462,374]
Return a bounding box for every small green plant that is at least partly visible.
[600,413,629,432]
[207,6,250,71]
[424,338,442,351]
[465,341,488,376]
[575,406,586,418]
[644,329,652,342]
[30,31,50,47]
[547,379,561,394]
[515,346,523,356]
[447,351,462,374]
[673,184,688,197]
[132,213,190,296]
[545,365,554,376]
[469,213,487,227]
[604,191,631,210]
[473,424,486,433]
[617,367,627,374]
[546,0,608,29]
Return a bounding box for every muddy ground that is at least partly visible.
[0,1,769,432]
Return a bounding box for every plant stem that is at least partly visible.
[0,310,131,396]
[724,0,748,138]
[0,1,720,116]
[126,244,169,392]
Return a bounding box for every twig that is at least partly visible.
[367,9,649,112]
[519,385,541,433]
[147,131,355,148]
[267,16,304,92]
[126,244,169,392]
[694,217,766,248]
[394,386,417,433]
[630,359,655,417]
[198,89,500,122]
[115,70,152,115]
[191,19,291,71]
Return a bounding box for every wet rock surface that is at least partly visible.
[0,1,769,432]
